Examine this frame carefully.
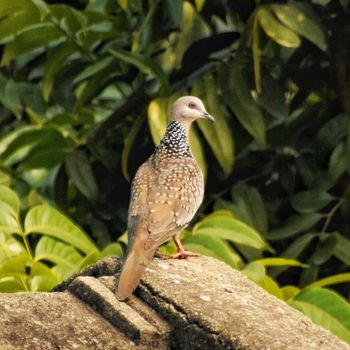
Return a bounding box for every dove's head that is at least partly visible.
[171,96,215,125]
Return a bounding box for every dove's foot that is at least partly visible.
[171,236,199,259]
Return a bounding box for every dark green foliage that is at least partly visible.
[0,0,350,342]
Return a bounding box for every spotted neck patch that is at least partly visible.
[156,120,191,157]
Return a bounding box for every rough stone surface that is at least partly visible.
[0,256,349,350]
[0,292,142,350]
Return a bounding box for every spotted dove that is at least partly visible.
[116,96,214,301]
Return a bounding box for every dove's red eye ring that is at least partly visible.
[188,102,196,109]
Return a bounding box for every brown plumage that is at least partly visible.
[116,96,214,301]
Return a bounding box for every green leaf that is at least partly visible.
[0,0,35,17]
[147,98,169,146]
[65,149,99,201]
[281,285,300,301]
[122,115,146,181]
[0,212,20,235]
[1,23,63,65]
[307,273,350,289]
[0,170,10,186]
[188,127,207,178]
[230,182,268,235]
[49,5,87,33]
[0,254,31,278]
[220,66,266,147]
[0,232,25,260]
[24,204,98,255]
[0,276,26,292]
[241,261,266,284]
[100,243,123,259]
[256,69,289,120]
[316,114,349,155]
[328,142,347,181]
[117,0,128,11]
[193,211,273,252]
[162,0,183,31]
[291,189,335,213]
[291,288,350,343]
[258,7,301,48]
[257,258,304,267]
[35,236,83,270]
[271,3,327,51]
[77,251,100,270]
[263,275,283,299]
[0,126,68,168]
[21,148,68,170]
[311,234,337,265]
[0,185,20,219]
[267,213,323,240]
[74,56,116,83]
[109,49,170,93]
[269,233,315,278]
[0,6,40,44]
[0,78,23,118]
[75,58,122,106]
[183,234,242,268]
[42,41,77,101]
[334,233,350,265]
[193,75,235,177]
[29,261,60,291]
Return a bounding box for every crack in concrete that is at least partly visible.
[138,281,241,350]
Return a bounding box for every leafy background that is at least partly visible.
[0,0,350,344]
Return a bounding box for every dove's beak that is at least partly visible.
[202,111,215,122]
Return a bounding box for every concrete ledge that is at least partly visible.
[0,256,349,350]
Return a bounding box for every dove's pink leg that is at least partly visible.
[171,236,199,259]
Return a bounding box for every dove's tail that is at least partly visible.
[116,234,156,301]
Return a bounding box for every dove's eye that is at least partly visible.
[188,102,196,109]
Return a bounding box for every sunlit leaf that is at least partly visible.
[0,232,25,259]
[100,242,123,258]
[183,234,242,268]
[0,212,20,235]
[29,260,60,291]
[257,258,304,267]
[0,185,20,219]
[25,205,98,255]
[271,3,327,51]
[193,211,273,252]
[0,276,26,292]
[281,285,300,301]
[0,171,10,186]
[307,273,350,289]
[0,254,31,278]
[291,288,350,343]
[241,261,266,284]
[35,236,83,270]
[258,7,301,48]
